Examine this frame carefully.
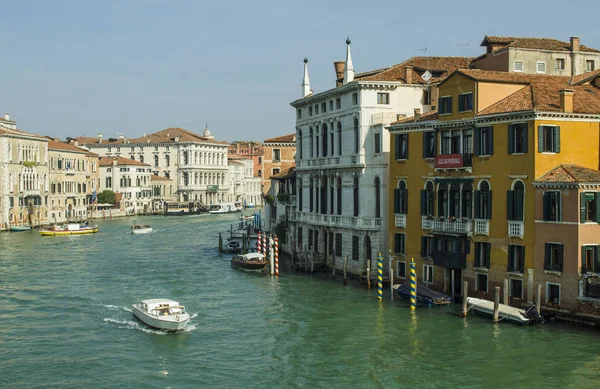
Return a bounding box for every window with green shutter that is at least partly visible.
[439,96,452,114]
[458,93,473,112]
[543,191,562,222]
[422,131,436,159]
[508,123,528,154]
[474,126,494,156]
[538,125,560,153]
[544,243,564,271]
[580,192,599,223]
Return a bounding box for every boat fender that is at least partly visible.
[176,315,180,321]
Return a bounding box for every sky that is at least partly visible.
[1,0,599,143]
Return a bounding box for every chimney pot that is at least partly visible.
[570,36,580,51]
[4,113,9,121]
[98,133,103,144]
[405,66,414,84]
[414,108,421,121]
[560,89,574,113]
[334,61,345,87]
[396,114,406,121]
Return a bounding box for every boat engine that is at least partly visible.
[524,306,544,325]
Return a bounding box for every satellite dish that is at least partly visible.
[422,71,432,82]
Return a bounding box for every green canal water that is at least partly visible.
[1,214,599,389]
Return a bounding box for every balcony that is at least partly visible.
[395,213,406,228]
[295,211,381,230]
[435,153,473,170]
[422,216,472,234]
[370,112,407,125]
[473,219,489,236]
[508,221,524,238]
[296,155,363,169]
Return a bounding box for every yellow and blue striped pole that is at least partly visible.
[410,257,417,310]
[377,252,383,301]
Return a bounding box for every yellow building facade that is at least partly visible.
[387,69,600,314]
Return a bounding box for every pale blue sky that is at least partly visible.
[1,0,598,142]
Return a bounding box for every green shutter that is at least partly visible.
[508,245,513,271]
[508,124,515,154]
[544,243,550,270]
[538,125,544,152]
[554,126,560,153]
[542,192,550,221]
[474,190,481,218]
[394,189,400,213]
[507,190,514,221]
[558,244,564,272]
[420,190,427,216]
[523,124,528,153]
[520,246,525,273]
[395,134,400,160]
[458,95,465,111]
[474,127,481,156]
[580,192,587,223]
[485,243,491,268]
[403,189,408,214]
[595,246,600,273]
[422,132,427,159]
[582,246,587,273]
[596,193,600,223]
[487,190,493,219]
[557,192,562,222]
[488,127,494,156]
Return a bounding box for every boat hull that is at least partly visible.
[131,304,190,331]
[466,297,530,325]
[132,228,153,234]
[10,226,32,232]
[40,228,98,236]
[231,259,267,272]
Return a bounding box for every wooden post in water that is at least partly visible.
[493,286,500,322]
[310,255,314,273]
[536,283,542,313]
[503,279,509,305]
[451,269,455,303]
[366,264,371,290]
[332,255,336,278]
[389,258,394,302]
[230,224,233,240]
[242,234,247,254]
[343,255,348,285]
[462,281,468,317]
[218,233,223,254]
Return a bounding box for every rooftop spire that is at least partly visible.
[343,37,354,84]
[302,57,311,98]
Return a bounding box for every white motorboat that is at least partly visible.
[131,224,153,234]
[131,299,191,331]
[466,297,539,325]
[208,202,242,214]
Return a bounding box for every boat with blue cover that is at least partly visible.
[393,279,452,307]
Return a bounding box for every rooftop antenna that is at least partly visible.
[457,43,470,58]
[414,47,432,86]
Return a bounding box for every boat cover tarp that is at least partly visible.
[395,279,451,304]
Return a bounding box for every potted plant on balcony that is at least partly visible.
[438,216,446,221]
[462,216,469,222]
[448,216,457,222]
[426,214,434,220]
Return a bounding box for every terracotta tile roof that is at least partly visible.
[272,167,296,180]
[151,174,171,181]
[476,85,534,116]
[0,127,47,139]
[535,164,600,183]
[391,110,438,124]
[98,156,150,167]
[570,69,600,85]
[264,133,296,143]
[75,127,229,146]
[46,137,89,153]
[480,36,600,53]
[355,56,472,84]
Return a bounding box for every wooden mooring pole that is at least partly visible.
[536,283,542,313]
[462,281,468,317]
[451,269,455,303]
[332,255,336,278]
[503,279,509,305]
[493,286,500,322]
[366,264,371,290]
[389,258,394,302]
[343,255,348,285]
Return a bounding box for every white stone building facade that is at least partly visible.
[99,156,153,214]
[228,158,262,207]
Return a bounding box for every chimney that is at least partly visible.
[334,61,345,87]
[98,133,103,144]
[396,114,406,121]
[560,89,574,113]
[4,113,9,121]
[570,36,580,52]
[405,66,414,84]
[414,108,421,121]
[74,141,79,147]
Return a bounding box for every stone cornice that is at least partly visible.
[290,81,400,107]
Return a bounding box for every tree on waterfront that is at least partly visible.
[97,190,116,205]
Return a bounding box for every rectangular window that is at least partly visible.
[420,236,433,258]
[508,245,525,273]
[335,233,342,256]
[273,149,281,161]
[423,265,433,284]
[439,96,452,114]
[544,243,564,272]
[556,58,565,70]
[510,279,523,299]
[422,131,435,158]
[474,242,491,268]
[543,191,561,222]
[547,283,560,305]
[272,168,280,176]
[297,227,303,249]
[536,61,546,74]
[514,61,524,72]
[336,98,341,109]
[352,93,358,105]
[475,126,494,156]
[423,89,432,105]
[458,93,473,112]
[508,123,528,154]
[329,100,333,111]
[397,261,406,278]
[538,125,560,153]
[374,132,382,154]
[582,246,600,273]
[297,109,302,119]
[315,105,319,115]
[309,106,313,116]
[586,60,595,72]
[308,229,313,250]
[580,192,599,223]
[377,93,389,105]
[352,236,359,261]
[441,130,451,155]
[394,134,408,159]
[394,233,406,255]
[321,102,326,113]
[476,273,488,293]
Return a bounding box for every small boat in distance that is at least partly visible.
[40,223,98,236]
[131,224,153,234]
[393,280,452,307]
[131,299,191,331]
[231,252,267,272]
[466,297,543,325]
[209,202,242,214]
[10,225,32,232]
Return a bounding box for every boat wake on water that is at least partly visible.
[100,304,132,313]
[103,318,170,335]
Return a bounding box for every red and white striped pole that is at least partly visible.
[257,231,262,254]
[274,235,279,277]
[263,232,267,258]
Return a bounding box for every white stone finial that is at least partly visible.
[344,37,354,84]
[302,57,311,98]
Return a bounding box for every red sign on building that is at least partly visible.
[435,154,463,168]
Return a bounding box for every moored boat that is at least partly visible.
[40,223,98,236]
[131,224,153,234]
[209,202,242,214]
[231,252,267,272]
[10,225,32,232]
[393,280,452,307]
[131,298,191,331]
[466,297,542,325]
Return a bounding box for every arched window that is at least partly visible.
[154,155,159,167]
[337,122,342,156]
[330,123,334,156]
[309,127,314,158]
[449,183,460,217]
[438,183,448,217]
[321,176,328,214]
[353,177,360,217]
[183,151,188,165]
[322,124,328,157]
[298,130,303,159]
[354,118,360,153]
[375,177,381,218]
[183,172,189,186]
[336,177,342,215]
[476,181,492,219]
[395,180,407,214]
[508,181,525,221]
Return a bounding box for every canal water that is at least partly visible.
[1,214,599,389]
